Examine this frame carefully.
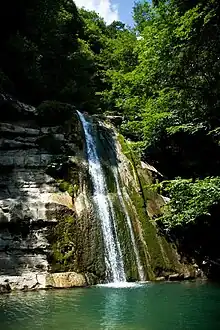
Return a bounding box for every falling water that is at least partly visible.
[77,111,126,283]
[112,167,146,281]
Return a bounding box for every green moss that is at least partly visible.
[130,180,185,278]
[118,134,133,162]
[123,196,153,280]
[48,212,77,273]
[158,235,181,272]
[47,159,80,194]
[118,134,141,165]
[101,164,117,193]
[138,172,160,206]
[58,179,78,197]
[136,171,183,275]
[117,133,184,279]
[128,186,156,279]
[110,194,138,281]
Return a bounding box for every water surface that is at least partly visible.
[0,281,220,330]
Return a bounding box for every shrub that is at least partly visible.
[158,177,220,229]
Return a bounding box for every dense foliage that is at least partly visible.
[1,0,220,273]
[159,177,220,228]
[0,0,106,112]
[101,0,220,272]
[101,0,220,230]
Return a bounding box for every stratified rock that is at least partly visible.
[46,272,87,288]
[0,94,92,282]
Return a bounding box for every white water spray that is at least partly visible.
[112,167,145,281]
[77,111,126,283]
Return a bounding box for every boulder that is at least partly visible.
[46,272,87,288]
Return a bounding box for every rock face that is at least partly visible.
[0,96,54,279]
[0,94,104,291]
[0,94,198,293]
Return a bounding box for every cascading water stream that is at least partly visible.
[77,111,126,283]
[112,167,146,281]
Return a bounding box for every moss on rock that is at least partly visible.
[58,180,78,198]
[48,212,77,273]
[117,133,187,280]
[110,194,138,281]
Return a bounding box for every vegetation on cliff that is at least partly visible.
[1,0,220,276]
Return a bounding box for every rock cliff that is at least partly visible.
[0,94,101,290]
[0,94,198,292]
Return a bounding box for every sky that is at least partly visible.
[74,0,135,26]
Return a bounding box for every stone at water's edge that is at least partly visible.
[46,272,87,288]
[0,271,87,293]
[0,273,46,292]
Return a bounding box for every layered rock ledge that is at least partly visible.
[0,95,102,291]
[0,271,87,293]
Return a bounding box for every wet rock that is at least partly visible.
[168,273,184,281]
[0,283,11,293]
[0,123,40,136]
[155,276,165,281]
[183,270,197,280]
[85,272,99,285]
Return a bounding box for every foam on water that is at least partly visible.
[96,281,148,288]
[112,167,146,281]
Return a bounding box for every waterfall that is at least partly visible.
[112,168,145,281]
[77,111,126,283]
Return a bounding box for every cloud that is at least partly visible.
[74,0,119,24]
